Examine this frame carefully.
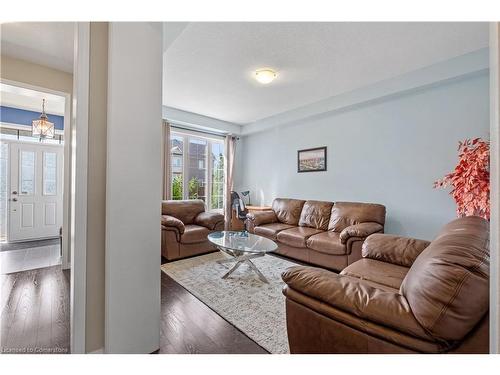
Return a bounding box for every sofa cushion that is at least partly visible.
[400,216,489,342]
[180,224,210,244]
[162,199,205,225]
[362,233,430,267]
[341,258,409,290]
[277,227,323,248]
[298,200,334,230]
[194,211,224,230]
[282,266,433,341]
[247,210,278,226]
[306,231,346,255]
[272,198,306,225]
[254,223,295,240]
[328,202,386,232]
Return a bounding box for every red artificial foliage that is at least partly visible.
[434,138,490,220]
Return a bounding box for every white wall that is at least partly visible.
[105,22,162,353]
[490,22,500,354]
[235,72,490,240]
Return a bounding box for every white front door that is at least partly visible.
[8,142,63,241]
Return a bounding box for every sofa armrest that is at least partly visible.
[194,211,224,230]
[339,222,383,244]
[246,210,278,226]
[161,215,185,234]
[282,266,430,340]
[362,234,430,267]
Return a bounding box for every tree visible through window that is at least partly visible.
[170,135,184,200]
[170,129,224,210]
[211,142,224,210]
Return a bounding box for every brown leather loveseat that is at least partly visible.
[161,199,224,260]
[282,216,490,353]
[246,198,386,271]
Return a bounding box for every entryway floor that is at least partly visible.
[0,239,61,275]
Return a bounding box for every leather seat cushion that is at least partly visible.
[180,224,210,244]
[162,199,205,224]
[298,200,334,230]
[277,227,324,248]
[329,202,386,232]
[272,198,306,225]
[306,231,346,255]
[340,258,409,290]
[254,223,295,240]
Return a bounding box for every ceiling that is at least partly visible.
[163,22,489,125]
[0,22,489,125]
[1,22,74,73]
[0,83,66,115]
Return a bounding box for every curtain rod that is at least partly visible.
[169,122,228,138]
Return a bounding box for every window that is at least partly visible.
[211,142,224,210]
[170,129,225,211]
[43,152,57,195]
[20,150,35,195]
[170,135,184,200]
[0,126,64,144]
[187,138,207,200]
[0,143,8,240]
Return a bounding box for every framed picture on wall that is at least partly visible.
[297,146,327,173]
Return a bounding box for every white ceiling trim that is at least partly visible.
[163,106,242,135]
[240,48,489,136]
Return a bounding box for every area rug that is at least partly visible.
[161,251,302,354]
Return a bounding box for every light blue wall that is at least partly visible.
[235,72,489,240]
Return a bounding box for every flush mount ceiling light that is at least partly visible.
[254,69,277,85]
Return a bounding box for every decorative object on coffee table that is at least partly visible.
[208,231,277,283]
[297,146,327,172]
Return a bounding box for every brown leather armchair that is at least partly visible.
[161,199,224,261]
[282,216,489,353]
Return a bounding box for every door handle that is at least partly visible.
[12,191,17,195]
[11,198,18,202]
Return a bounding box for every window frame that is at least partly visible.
[170,128,225,211]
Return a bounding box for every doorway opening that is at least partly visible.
[1,58,72,353]
[1,83,67,272]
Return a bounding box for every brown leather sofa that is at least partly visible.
[282,216,490,353]
[246,198,386,271]
[161,199,224,261]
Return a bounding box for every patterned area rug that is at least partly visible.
[161,251,302,354]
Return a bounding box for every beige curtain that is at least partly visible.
[162,120,171,200]
[224,134,237,230]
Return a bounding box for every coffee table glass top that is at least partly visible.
[208,231,277,254]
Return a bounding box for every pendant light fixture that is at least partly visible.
[32,99,55,139]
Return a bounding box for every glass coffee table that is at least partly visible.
[208,231,278,283]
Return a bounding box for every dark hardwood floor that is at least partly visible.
[1,258,268,354]
[1,265,70,354]
[160,271,268,354]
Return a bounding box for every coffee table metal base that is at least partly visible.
[216,248,269,283]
